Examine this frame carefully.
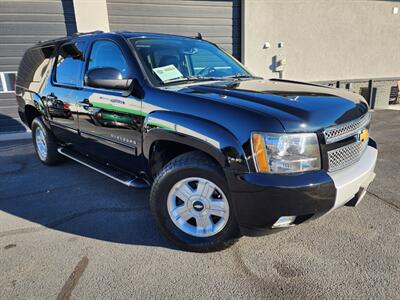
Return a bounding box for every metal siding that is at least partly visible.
[107,0,241,59]
[0,0,76,133]
[0,0,76,73]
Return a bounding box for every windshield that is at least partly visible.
[130,37,252,85]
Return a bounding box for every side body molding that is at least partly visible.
[143,111,249,172]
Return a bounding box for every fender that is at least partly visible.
[143,110,249,172]
[16,87,48,127]
[29,92,47,115]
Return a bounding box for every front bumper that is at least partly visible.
[327,144,376,211]
[227,141,377,236]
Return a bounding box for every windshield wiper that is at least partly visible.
[163,76,227,85]
[163,74,260,85]
[222,74,260,80]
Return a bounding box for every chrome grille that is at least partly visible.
[323,113,371,144]
[324,112,371,172]
[328,140,368,172]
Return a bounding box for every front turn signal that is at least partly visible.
[251,133,269,173]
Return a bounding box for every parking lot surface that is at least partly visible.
[1,110,399,299]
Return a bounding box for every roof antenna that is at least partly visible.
[196,32,203,40]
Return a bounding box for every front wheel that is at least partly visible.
[150,151,240,252]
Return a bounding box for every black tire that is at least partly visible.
[150,151,240,252]
[31,117,64,165]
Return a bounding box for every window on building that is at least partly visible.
[87,40,128,78]
[4,72,16,91]
[0,72,17,93]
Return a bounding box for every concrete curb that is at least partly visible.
[386,104,400,111]
[0,131,31,142]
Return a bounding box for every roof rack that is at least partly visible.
[37,30,104,45]
[37,36,69,45]
[72,30,104,37]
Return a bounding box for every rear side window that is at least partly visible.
[17,45,55,91]
[87,40,128,78]
[54,42,85,86]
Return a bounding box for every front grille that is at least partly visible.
[323,113,371,144]
[324,112,371,172]
[327,140,368,172]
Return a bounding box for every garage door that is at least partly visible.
[0,0,76,133]
[107,0,241,60]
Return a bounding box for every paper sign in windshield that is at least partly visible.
[153,64,183,82]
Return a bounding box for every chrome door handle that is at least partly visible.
[47,93,57,101]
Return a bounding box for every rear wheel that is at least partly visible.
[31,117,63,165]
[150,151,239,252]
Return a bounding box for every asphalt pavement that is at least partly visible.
[0,110,399,299]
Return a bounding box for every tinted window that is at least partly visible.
[17,45,54,90]
[55,42,85,86]
[87,41,128,78]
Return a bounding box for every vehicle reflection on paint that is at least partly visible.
[92,111,138,129]
[75,92,142,150]
[47,98,73,119]
[77,93,141,131]
[145,115,220,148]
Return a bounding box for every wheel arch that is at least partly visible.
[24,104,42,128]
[143,111,249,177]
[21,90,48,128]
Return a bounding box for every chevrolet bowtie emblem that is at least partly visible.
[357,128,369,142]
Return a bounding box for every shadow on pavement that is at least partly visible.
[0,113,27,133]
[0,141,176,250]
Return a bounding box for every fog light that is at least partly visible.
[272,216,296,228]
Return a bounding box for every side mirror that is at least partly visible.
[85,67,133,90]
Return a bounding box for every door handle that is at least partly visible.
[47,93,57,101]
[80,99,93,107]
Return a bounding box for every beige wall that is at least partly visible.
[73,0,110,32]
[242,0,400,81]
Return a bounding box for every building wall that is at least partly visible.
[73,0,110,32]
[242,0,400,82]
[0,0,76,133]
[107,0,241,59]
[0,0,76,73]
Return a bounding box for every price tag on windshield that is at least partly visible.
[153,64,184,82]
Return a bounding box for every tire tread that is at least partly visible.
[150,151,239,252]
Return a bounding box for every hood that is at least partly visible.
[168,78,369,132]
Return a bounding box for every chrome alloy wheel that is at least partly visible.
[167,177,230,238]
[35,126,48,161]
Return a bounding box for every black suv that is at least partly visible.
[16,31,377,252]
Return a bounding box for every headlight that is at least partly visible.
[251,132,321,174]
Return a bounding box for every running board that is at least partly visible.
[57,147,149,189]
